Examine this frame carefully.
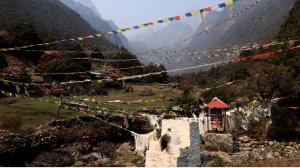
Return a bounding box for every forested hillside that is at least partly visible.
[0,0,114,49]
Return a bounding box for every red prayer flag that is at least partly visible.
[204,7,212,12]
[173,16,181,20]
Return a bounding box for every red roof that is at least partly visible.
[205,97,230,109]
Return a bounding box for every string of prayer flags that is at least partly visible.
[0,90,20,97]
[0,0,241,52]
[235,45,300,63]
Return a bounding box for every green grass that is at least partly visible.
[0,97,78,129]
[66,84,182,112]
[0,85,182,129]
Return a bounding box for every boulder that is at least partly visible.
[238,136,251,143]
[97,158,111,166]
[244,142,252,148]
[268,141,274,146]
[266,152,274,159]
[73,161,84,167]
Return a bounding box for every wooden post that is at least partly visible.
[223,109,226,132]
[56,96,63,119]
[207,108,210,132]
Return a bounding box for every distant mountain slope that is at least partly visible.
[127,16,200,51]
[60,0,129,48]
[128,21,194,50]
[73,0,103,18]
[189,0,295,49]
[0,0,113,48]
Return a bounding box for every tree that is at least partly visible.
[174,85,198,117]
[249,65,297,101]
[8,22,43,47]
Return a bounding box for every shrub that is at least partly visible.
[0,115,23,132]
[96,141,118,158]
[211,156,224,167]
[217,142,232,153]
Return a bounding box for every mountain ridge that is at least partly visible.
[60,0,129,48]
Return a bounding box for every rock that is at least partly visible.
[266,152,274,159]
[97,158,111,166]
[258,156,264,160]
[239,136,251,143]
[74,161,84,167]
[114,160,121,166]
[252,140,263,145]
[91,152,102,159]
[268,141,274,146]
[79,154,93,161]
[274,152,280,156]
[244,142,252,148]
[126,163,136,167]
[288,142,293,146]
[242,147,251,151]
[292,143,298,148]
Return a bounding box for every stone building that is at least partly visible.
[146,119,201,167]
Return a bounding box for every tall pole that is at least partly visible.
[56,95,63,119]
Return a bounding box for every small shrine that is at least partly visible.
[205,97,230,132]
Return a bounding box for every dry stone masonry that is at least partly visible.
[146,119,201,167]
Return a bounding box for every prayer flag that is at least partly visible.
[218,3,226,8]
[173,16,181,20]
[225,0,234,6]
[185,13,192,17]
[204,7,212,12]
[163,18,170,22]
[191,10,200,15]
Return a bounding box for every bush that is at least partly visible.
[217,142,232,153]
[211,157,224,167]
[96,141,118,158]
[0,115,23,132]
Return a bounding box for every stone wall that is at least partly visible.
[145,119,201,167]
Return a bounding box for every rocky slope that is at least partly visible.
[189,0,295,49]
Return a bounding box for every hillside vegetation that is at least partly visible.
[171,0,300,140]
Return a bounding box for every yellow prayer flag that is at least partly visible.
[95,34,102,37]
[163,18,170,22]
[97,80,103,83]
[116,29,123,33]
[77,37,84,41]
[225,0,234,6]
[138,25,145,28]
[191,10,200,15]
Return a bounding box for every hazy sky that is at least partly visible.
[92,0,226,28]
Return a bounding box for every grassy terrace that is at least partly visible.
[0,85,182,128]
